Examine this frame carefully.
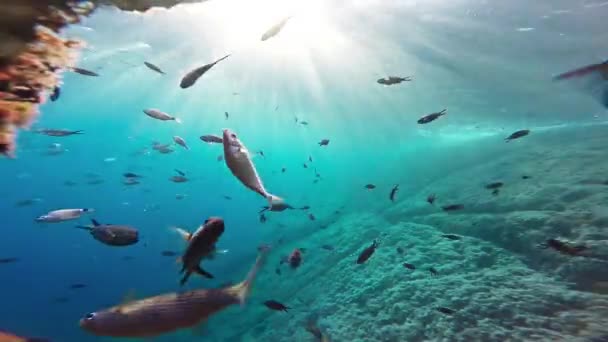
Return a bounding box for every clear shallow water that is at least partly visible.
[2,0,608,341]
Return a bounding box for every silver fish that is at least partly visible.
[173,136,189,150]
[143,109,181,123]
[36,208,94,223]
[200,135,223,144]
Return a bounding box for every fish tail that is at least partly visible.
[171,226,192,241]
[227,246,270,306]
[174,117,182,124]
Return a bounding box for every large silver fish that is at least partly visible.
[35,208,94,223]
[222,129,282,207]
[79,247,269,338]
[143,109,181,123]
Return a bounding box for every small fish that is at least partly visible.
[356,240,378,264]
[261,17,291,41]
[225,112,229,120]
[441,234,462,241]
[143,109,181,123]
[64,180,78,187]
[172,217,225,286]
[173,136,189,150]
[263,300,289,312]
[505,129,530,142]
[365,184,376,190]
[429,267,438,276]
[309,155,313,162]
[0,257,19,264]
[403,263,415,270]
[303,163,308,169]
[75,219,139,247]
[123,178,140,186]
[175,194,186,200]
[299,205,310,210]
[318,139,330,146]
[180,54,231,89]
[257,150,265,158]
[522,175,531,179]
[300,121,309,125]
[314,169,321,178]
[200,135,223,144]
[70,66,99,76]
[144,62,165,75]
[281,167,286,173]
[36,208,94,223]
[123,173,142,178]
[308,213,316,221]
[417,109,447,124]
[285,249,302,269]
[427,194,436,205]
[50,86,61,101]
[538,238,588,257]
[492,189,500,196]
[36,129,83,137]
[259,213,267,223]
[170,176,188,183]
[161,250,178,257]
[377,76,412,85]
[321,245,334,251]
[485,182,504,189]
[174,169,186,176]
[396,247,405,254]
[0,329,51,342]
[223,196,232,200]
[387,184,400,202]
[79,246,269,337]
[442,204,464,212]
[436,307,455,315]
[70,283,87,289]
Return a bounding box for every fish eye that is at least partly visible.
[84,312,96,320]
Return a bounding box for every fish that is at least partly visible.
[505,129,530,142]
[0,329,51,342]
[180,54,231,89]
[377,76,412,85]
[175,194,186,200]
[173,136,189,150]
[143,62,165,75]
[365,184,376,190]
[123,178,140,186]
[300,121,309,126]
[308,213,316,221]
[436,307,455,315]
[174,169,186,176]
[284,248,302,269]
[309,155,313,162]
[263,300,289,312]
[35,129,83,137]
[79,246,269,337]
[50,86,61,101]
[75,219,139,247]
[403,263,415,270]
[172,217,225,286]
[259,213,267,223]
[389,184,399,202]
[299,205,310,210]
[441,234,462,241]
[261,17,291,41]
[303,163,308,168]
[417,109,447,124]
[321,245,334,251]
[356,240,378,264]
[70,284,87,289]
[318,139,330,146]
[281,167,286,173]
[223,196,232,200]
[36,208,94,223]
[538,238,588,257]
[0,257,19,264]
[222,129,282,207]
[485,182,504,189]
[314,169,321,178]
[257,150,265,158]
[225,112,229,120]
[123,173,142,179]
[143,109,181,123]
[170,176,188,183]
[200,135,223,144]
[70,66,99,77]
[427,194,436,205]
[522,175,531,180]
[429,267,438,276]
[161,251,178,257]
[441,204,464,212]
[64,180,78,187]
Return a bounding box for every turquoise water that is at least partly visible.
[2,0,608,341]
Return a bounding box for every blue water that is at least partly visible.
[2,0,608,341]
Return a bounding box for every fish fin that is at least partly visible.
[194,265,214,279]
[90,218,101,226]
[174,117,182,124]
[226,245,270,306]
[171,226,192,241]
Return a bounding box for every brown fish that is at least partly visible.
[180,55,231,89]
[79,247,269,338]
[356,240,378,264]
[75,219,139,247]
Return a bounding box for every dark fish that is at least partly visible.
[318,139,330,146]
[313,179,319,184]
[64,180,78,186]
[259,213,267,223]
[308,213,316,221]
[263,300,289,312]
[173,217,225,286]
[257,151,265,158]
[522,175,531,179]
[442,204,464,212]
[144,62,165,75]
[36,129,83,137]
[538,238,588,257]
[281,167,286,173]
[200,135,223,144]
[299,205,310,210]
[403,263,415,270]
[389,184,399,202]
[170,176,188,183]
[71,67,99,77]
[427,194,436,205]
[70,283,87,289]
[356,240,378,264]
[225,112,229,120]
[492,189,500,196]
[174,169,186,176]
[303,163,308,169]
[223,196,232,200]
[300,121,309,126]
[286,249,302,269]
[441,234,462,241]
[321,245,334,251]
[76,219,139,247]
[417,109,447,124]
[436,307,455,315]
[505,129,530,142]
[79,247,269,338]
[123,173,142,178]
[314,169,321,178]
[377,76,412,85]
[0,257,19,264]
[161,251,178,257]
[180,54,231,89]
[309,155,313,162]
[429,267,438,276]
[261,17,291,41]
[365,184,376,190]
[485,182,503,189]
[396,247,404,254]
[50,86,61,101]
